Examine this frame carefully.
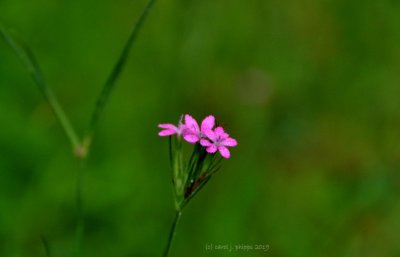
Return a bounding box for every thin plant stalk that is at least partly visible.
[163,210,182,257]
[75,160,85,257]
[84,0,157,150]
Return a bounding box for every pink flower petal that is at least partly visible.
[201,115,215,132]
[222,138,237,147]
[158,129,176,136]
[218,146,230,158]
[200,139,212,147]
[183,134,199,144]
[158,124,177,130]
[206,145,218,153]
[184,114,200,133]
[214,126,229,139]
[203,128,217,141]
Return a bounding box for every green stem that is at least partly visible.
[163,210,182,257]
[84,0,157,149]
[75,160,85,257]
[0,24,81,150]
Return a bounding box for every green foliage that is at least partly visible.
[1,0,400,257]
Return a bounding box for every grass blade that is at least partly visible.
[0,24,81,150]
[85,0,157,148]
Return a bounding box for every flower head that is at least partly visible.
[158,114,237,158]
[158,114,237,209]
[200,126,237,158]
[183,114,215,144]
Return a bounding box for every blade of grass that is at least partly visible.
[84,0,157,149]
[0,24,81,150]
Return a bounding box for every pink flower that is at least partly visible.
[183,114,215,144]
[200,126,237,158]
[158,122,186,137]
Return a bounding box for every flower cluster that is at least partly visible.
[158,114,238,210]
[158,114,237,158]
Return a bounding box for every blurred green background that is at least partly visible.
[1,0,400,256]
